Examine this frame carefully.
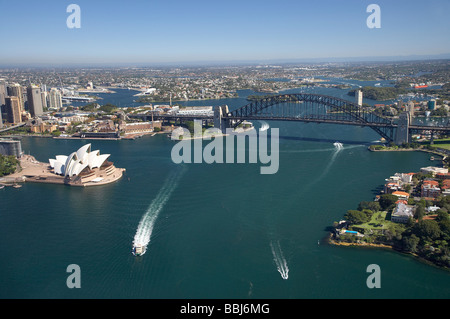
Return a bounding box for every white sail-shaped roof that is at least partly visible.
[53,161,64,175]
[55,155,68,164]
[49,144,112,177]
[76,144,91,163]
[90,154,110,169]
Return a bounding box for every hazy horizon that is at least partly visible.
[1,0,449,66]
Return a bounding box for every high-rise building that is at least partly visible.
[0,82,6,129]
[5,96,22,124]
[0,81,6,107]
[7,83,24,112]
[356,90,363,107]
[48,88,63,110]
[41,91,48,109]
[27,85,44,117]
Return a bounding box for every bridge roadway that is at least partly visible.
[129,113,450,133]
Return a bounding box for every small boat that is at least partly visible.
[0,186,4,189]
[430,156,435,161]
[132,244,146,256]
[12,184,22,188]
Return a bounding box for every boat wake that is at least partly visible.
[270,240,289,280]
[259,120,270,132]
[333,141,343,150]
[132,167,185,256]
[314,142,344,182]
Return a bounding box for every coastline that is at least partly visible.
[368,146,449,159]
[330,147,450,270]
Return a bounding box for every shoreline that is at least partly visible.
[369,146,449,160]
[330,147,450,270]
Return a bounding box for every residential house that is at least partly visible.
[391,203,415,223]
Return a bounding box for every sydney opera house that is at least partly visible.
[48,144,124,186]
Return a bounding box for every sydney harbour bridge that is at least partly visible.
[133,93,449,144]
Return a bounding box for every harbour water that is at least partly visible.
[1,84,449,299]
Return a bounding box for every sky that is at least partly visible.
[0,0,449,65]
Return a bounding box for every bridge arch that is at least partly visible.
[224,93,395,141]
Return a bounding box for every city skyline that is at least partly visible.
[1,0,449,66]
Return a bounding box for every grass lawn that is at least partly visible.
[351,211,392,233]
[429,138,450,150]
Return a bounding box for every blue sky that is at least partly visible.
[1,0,449,65]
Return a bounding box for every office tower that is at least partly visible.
[0,81,6,107]
[6,96,22,124]
[7,83,24,112]
[27,85,44,117]
[356,90,363,107]
[48,88,63,110]
[0,82,6,128]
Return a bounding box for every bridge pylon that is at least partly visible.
[394,112,410,145]
[214,105,231,134]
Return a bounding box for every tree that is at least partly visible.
[436,210,449,222]
[344,210,370,225]
[0,154,19,177]
[358,201,381,212]
[51,130,61,137]
[414,205,426,221]
[379,194,398,210]
[413,220,442,241]
[402,234,420,253]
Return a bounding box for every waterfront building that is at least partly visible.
[384,182,400,194]
[420,166,448,176]
[177,106,214,116]
[120,121,160,135]
[48,143,123,186]
[5,96,22,124]
[27,85,44,117]
[7,83,24,112]
[391,203,414,224]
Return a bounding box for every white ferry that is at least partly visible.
[132,244,146,256]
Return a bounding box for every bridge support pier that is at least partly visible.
[214,105,231,134]
[394,112,410,145]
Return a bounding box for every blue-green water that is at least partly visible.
[1,85,449,299]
